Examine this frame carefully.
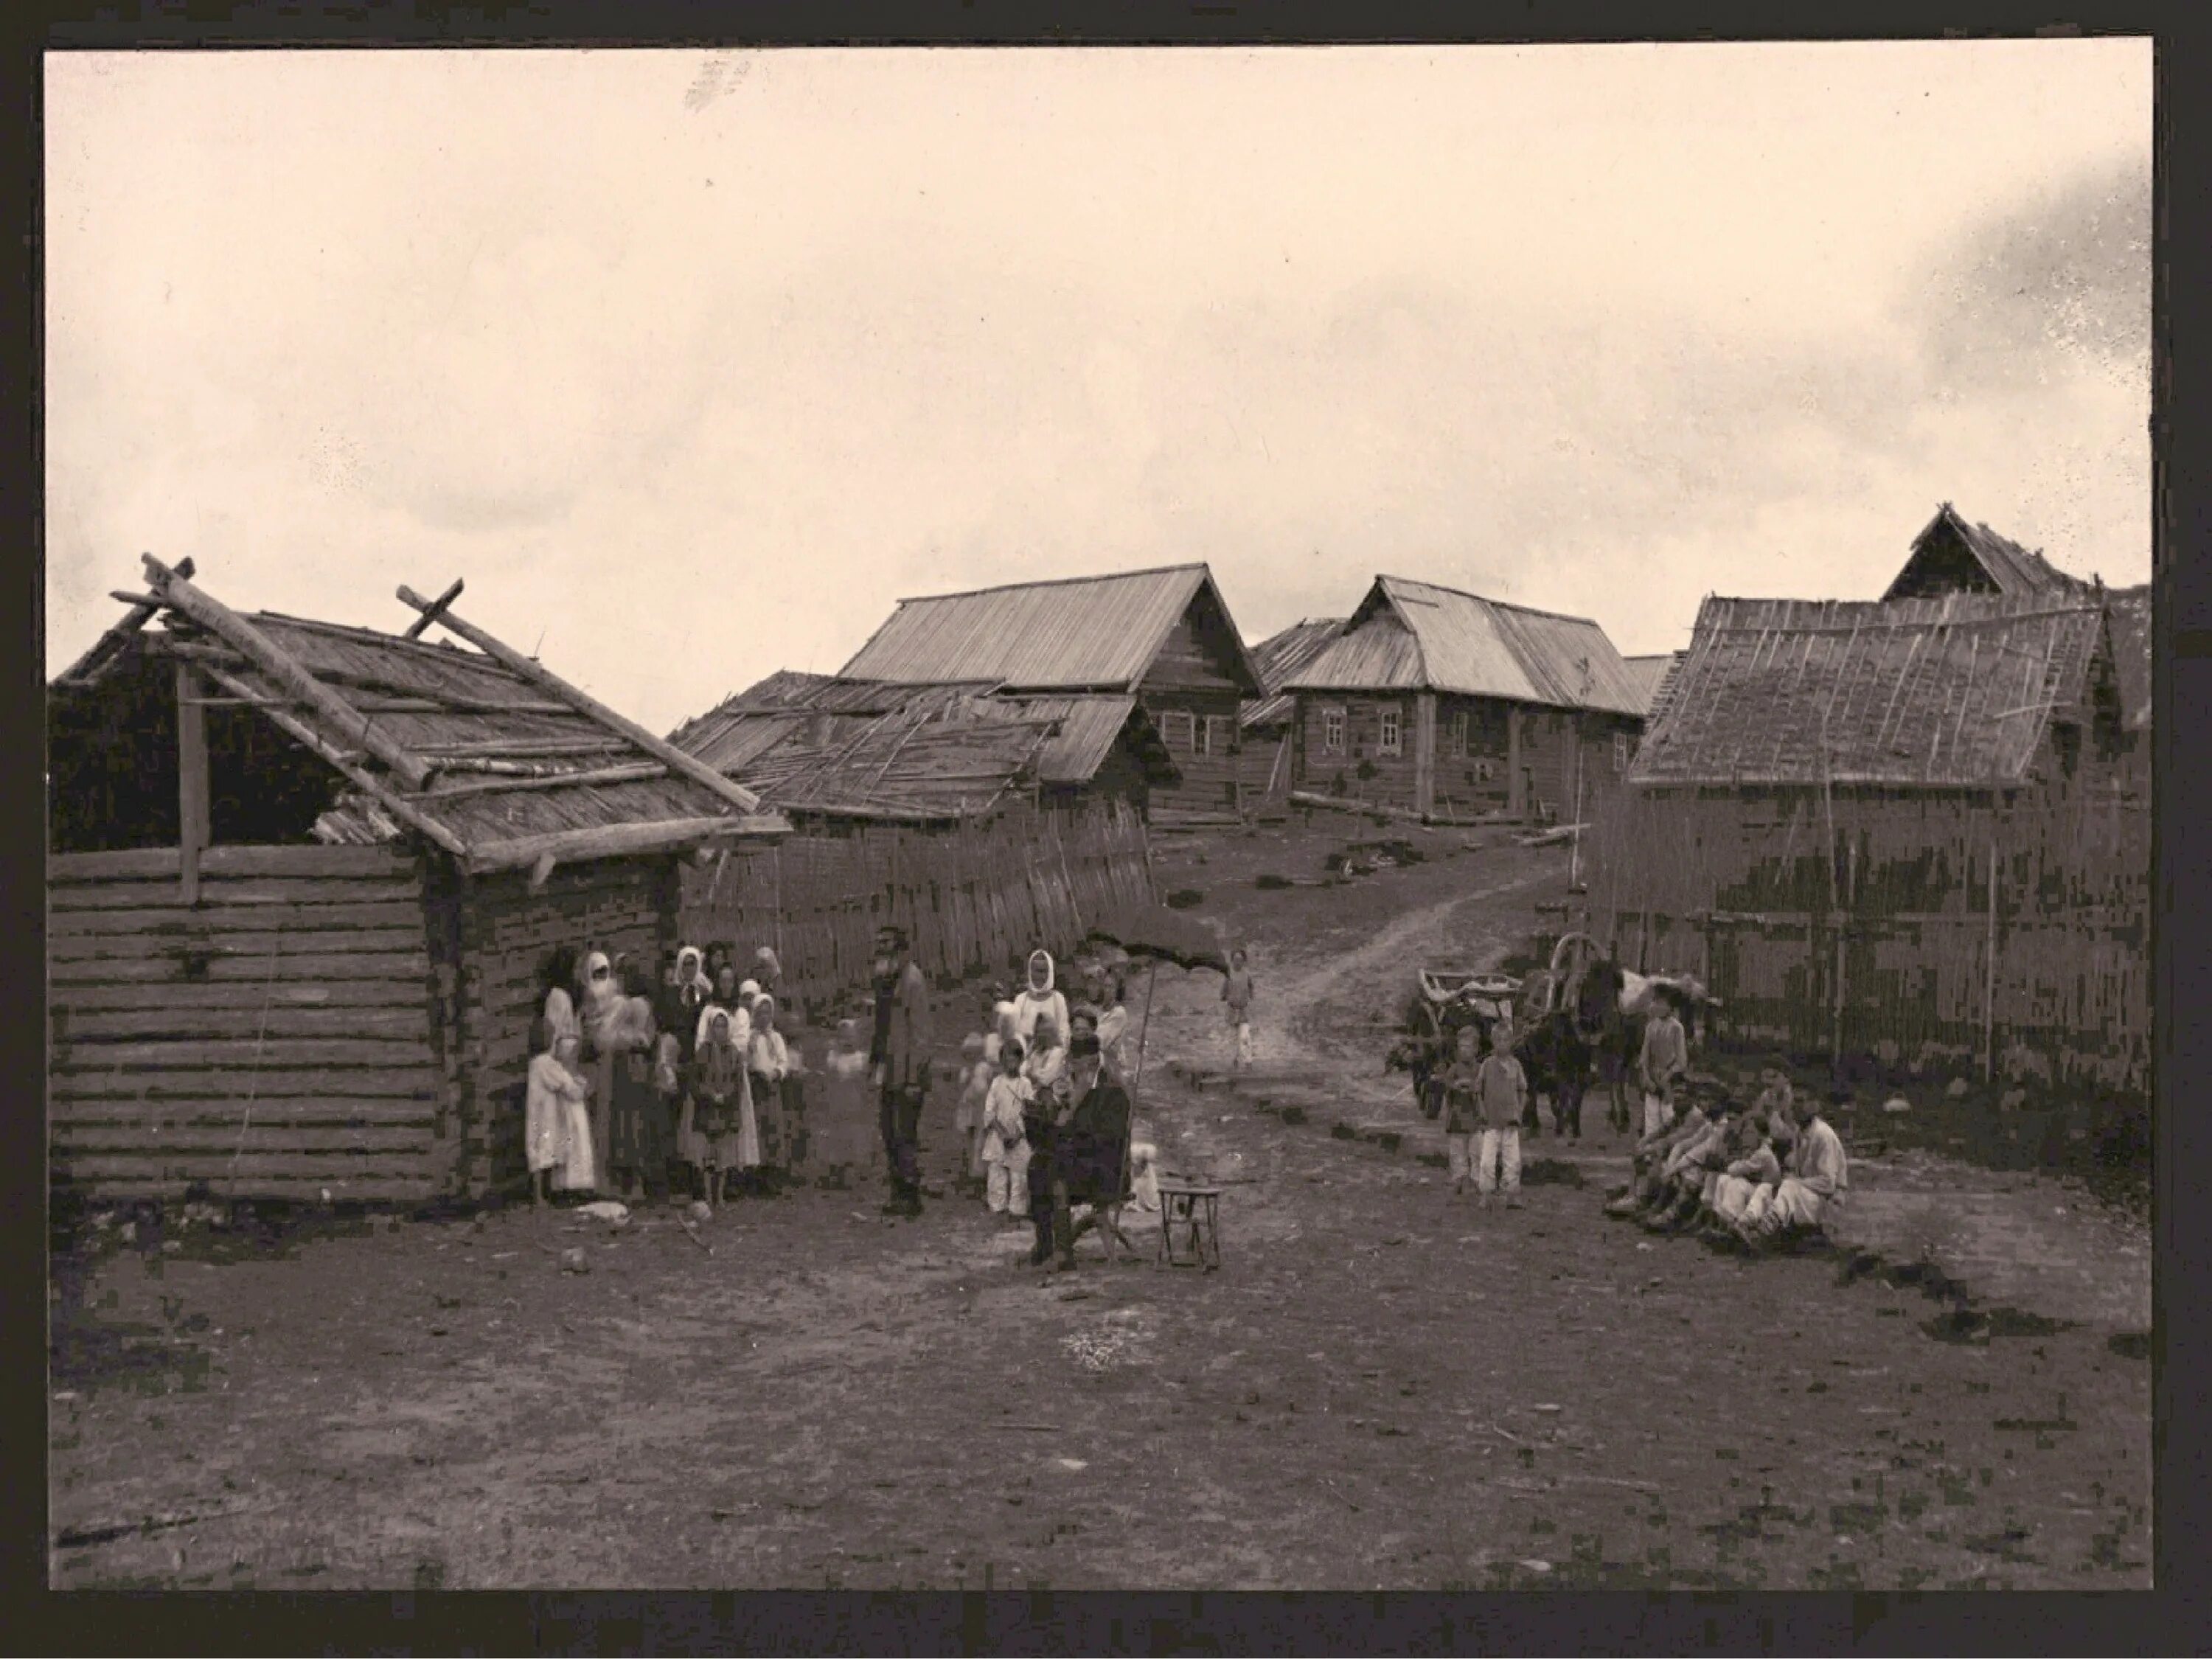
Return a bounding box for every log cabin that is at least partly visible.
[46,560,789,1206]
[835,565,1265,825]
[1237,618,1345,813]
[1279,575,1647,824]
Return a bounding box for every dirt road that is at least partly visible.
[48,831,2152,1590]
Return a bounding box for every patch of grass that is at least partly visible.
[1415,1152,1448,1169]
[2107,1331,2152,1361]
[1279,1105,1307,1126]
[1253,873,1294,891]
[1329,1122,1358,1141]
[1164,888,1206,910]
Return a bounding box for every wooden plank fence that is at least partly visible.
[678,799,1155,1018]
[1575,767,2150,1097]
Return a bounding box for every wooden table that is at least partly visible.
[1155,1180,1222,1270]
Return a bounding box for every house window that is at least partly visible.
[1379,706,1402,757]
[1192,716,1211,758]
[1450,711,1469,758]
[1160,710,1194,750]
[1614,732,1632,773]
[1201,714,1232,757]
[1322,706,1346,755]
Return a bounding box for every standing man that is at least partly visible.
[1222,948,1256,1071]
[1637,985,1689,1139]
[869,924,932,1217]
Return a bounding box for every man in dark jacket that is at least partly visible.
[1026,1015,1131,1271]
[869,925,931,1217]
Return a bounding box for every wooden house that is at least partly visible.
[46,558,789,1205]
[835,565,1266,824]
[1621,653,1683,720]
[1237,618,1344,810]
[1582,588,2149,1096]
[1279,576,1647,823]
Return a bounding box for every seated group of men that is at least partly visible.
[1604,1061,1851,1251]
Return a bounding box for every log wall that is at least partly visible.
[47,843,451,1202]
[1577,740,2150,1096]
[451,856,679,1197]
[678,799,1155,1020]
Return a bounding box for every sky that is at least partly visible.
[44,43,2152,734]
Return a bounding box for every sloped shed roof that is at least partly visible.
[838,563,1262,694]
[1622,653,1683,717]
[1241,618,1346,729]
[53,559,788,871]
[1883,504,2097,602]
[667,672,1167,818]
[1631,592,2107,788]
[1284,576,1646,716]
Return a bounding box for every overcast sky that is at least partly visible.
[45,43,2151,732]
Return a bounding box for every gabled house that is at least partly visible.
[836,564,1265,823]
[1279,575,1646,823]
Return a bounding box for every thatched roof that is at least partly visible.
[669,672,1175,822]
[54,558,790,873]
[1632,592,2109,789]
[1883,504,2098,602]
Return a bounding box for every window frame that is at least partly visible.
[1379,704,1402,757]
[1160,709,1195,751]
[1321,705,1347,755]
[1614,731,1632,773]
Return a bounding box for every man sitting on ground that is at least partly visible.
[1645,1097,1736,1232]
[1737,1093,1848,1249]
[1606,1090,1712,1217]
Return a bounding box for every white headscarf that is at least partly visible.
[580,950,625,1046]
[698,999,751,1054]
[675,945,712,998]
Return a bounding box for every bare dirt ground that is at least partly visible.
[48,817,2152,1590]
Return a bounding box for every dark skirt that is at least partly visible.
[608,1051,669,1179]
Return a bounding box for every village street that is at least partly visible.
[48,830,2152,1592]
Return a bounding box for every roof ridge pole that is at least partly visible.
[145,554,434,793]
[394,583,762,814]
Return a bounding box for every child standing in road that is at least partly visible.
[955,1031,992,1192]
[1222,949,1256,1071]
[982,1037,1033,1220]
[1440,1024,1484,1197]
[1475,1017,1529,1208]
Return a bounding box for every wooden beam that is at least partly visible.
[175,661,210,905]
[56,557,195,689]
[394,584,762,813]
[465,812,791,877]
[403,577,465,640]
[144,555,434,792]
[195,662,469,859]
[417,762,667,801]
[1507,706,1525,819]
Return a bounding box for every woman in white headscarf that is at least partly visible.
[577,950,625,1175]
[1012,951,1069,1052]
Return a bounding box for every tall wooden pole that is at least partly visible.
[1984,838,1999,1084]
[175,661,210,905]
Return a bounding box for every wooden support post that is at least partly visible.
[1507,706,1525,819]
[146,554,434,792]
[1413,692,1437,820]
[175,661,211,905]
[1985,838,1999,1084]
[403,577,465,641]
[394,585,763,814]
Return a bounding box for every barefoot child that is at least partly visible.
[689,1009,745,1210]
[982,1037,1033,1219]
[1222,949,1255,1071]
[1440,1024,1483,1197]
[955,1032,992,1192]
[818,1018,871,1190]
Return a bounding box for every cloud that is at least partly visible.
[1907,152,2151,394]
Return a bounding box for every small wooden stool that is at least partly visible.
[1155,1179,1222,1270]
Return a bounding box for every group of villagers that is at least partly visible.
[1605,1006,1852,1251]
[522,940,880,1211]
[950,947,1164,1268]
